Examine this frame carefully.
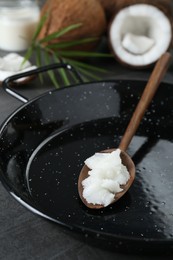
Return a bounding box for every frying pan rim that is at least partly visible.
[0,78,173,250]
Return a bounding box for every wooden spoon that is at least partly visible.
[78,52,172,209]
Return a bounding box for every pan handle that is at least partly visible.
[2,62,84,103]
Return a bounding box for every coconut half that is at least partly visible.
[109,4,172,67]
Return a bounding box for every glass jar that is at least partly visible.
[0,0,40,51]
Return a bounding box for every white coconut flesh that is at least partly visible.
[0,53,36,83]
[109,4,172,66]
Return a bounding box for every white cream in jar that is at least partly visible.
[0,0,40,51]
[82,149,130,207]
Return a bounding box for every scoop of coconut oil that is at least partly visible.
[0,53,37,82]
[82,149,130,207]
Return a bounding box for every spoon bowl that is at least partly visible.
[78,52,172,209]
[78,149,135,209]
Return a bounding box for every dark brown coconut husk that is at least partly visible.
[99,0,172,21]
[38,0,107,53]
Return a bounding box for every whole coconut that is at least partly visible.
[38,0,107,52]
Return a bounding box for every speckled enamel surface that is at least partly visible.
[0,80,173,252]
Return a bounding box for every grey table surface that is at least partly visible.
[1,1,173,258]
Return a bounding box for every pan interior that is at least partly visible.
[0,80,173,249]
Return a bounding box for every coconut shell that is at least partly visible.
[38,0,107,52]
[0,75,36,87]
[98,0,118,20]
[99,0,172,20]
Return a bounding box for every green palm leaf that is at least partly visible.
[23,12,112,88]
[32,13,49,41]
[47,37,98,49]
[58,50,112,58]
[39,23,82,43]
[67,59,107,73]
[53,55,70,86]
[44,51,60,88]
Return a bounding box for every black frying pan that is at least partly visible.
[0,63,173,254]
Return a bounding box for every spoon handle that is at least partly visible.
[119,52,172,152]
